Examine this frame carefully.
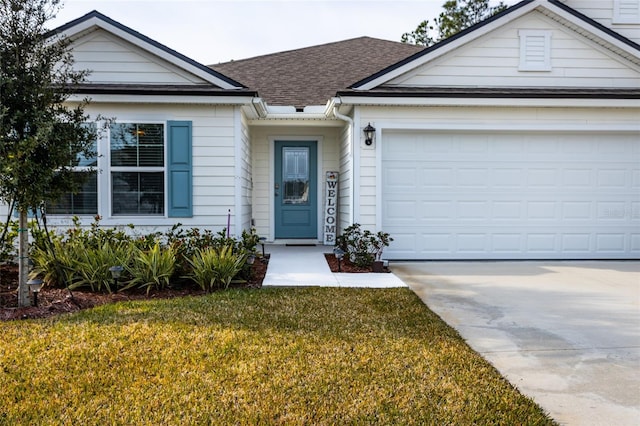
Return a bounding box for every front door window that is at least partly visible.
[283,147,309,205]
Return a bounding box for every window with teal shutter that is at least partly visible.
[167,121,193,217]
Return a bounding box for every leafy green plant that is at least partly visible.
[123,242,176,294]
[188,245,246,292]
[335,223,393,268]
[29,237,82,288]
[74,241,133,293]
[0,220,18,262]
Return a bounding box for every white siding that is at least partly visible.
[40,103,240,236]
[250,125,341,241]
[338,122,352,230]
[563,0,640,43]
[238,110,253,233]
[389,10,640,88]
[70,30,209,85]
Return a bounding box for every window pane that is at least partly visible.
[110,123,137,166]
[110,123,164,167]
[47,172,98,215]
[282,147,309,205]
[74,123,98,167]
[112,172,164,215]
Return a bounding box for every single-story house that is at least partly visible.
[9,0,640,260]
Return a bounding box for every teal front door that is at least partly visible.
[275,141,317,239]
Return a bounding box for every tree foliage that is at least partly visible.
[401,0,508,47]
[0,0,96,215]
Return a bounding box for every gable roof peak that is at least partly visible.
[352,0,640,90]
[51,10,246,90]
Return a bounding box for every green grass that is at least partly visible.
[0,288,556,425]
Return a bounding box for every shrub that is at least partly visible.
[74,241,134,293]
[188,245,246,292]
[165,225,260,281]
[30,237,82,288]
[335,223,393,268]
[123,242,176,294]
[0,220,18,263]
[28,219,261,294]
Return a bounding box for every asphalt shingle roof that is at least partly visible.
[210,37,423,108]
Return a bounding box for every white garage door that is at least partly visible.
[381,130,640,260]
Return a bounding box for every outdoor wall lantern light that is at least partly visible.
[109,265,124,291]
[334,248,345,272]
[27,279,43,307]
[363,123,376,146]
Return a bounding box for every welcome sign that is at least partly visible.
[324,171,338,245]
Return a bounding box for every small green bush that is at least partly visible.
[30,238,82,288]
[335,223,393,268]
[188,245,246,292]
[28,218,262,294]
[123,242,176,294]
[74,241,134,293]
[0,220,18,262]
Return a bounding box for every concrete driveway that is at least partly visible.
[392,261,640,426]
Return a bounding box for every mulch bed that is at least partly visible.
[0,257,269,322]
[324,253,391,273]
[1,253,385,321]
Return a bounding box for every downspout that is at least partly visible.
[331,99,355,227]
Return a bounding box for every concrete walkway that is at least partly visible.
[261,244,406,288]
[393,261,640,426]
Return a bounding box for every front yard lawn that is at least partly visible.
[0,288,556,425]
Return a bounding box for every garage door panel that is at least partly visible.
[598,169,627,188]
[457,168,489,187]
[562,202,593,220]
[456,234,489,253]
[382,131,639,259]
[385,167,418,188]
[457,201,490,220]
[563,169,593,187]
[423,168,453,186]
[561,234,591,253]
[384,200,417,221]
[492,234,523,252]
[596,234,626,252]
[493,201,522,219]
[527,234,558,253]
[491,168,524,187]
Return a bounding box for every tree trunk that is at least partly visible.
[17,210,30,307]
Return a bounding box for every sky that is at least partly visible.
[49,0,516,65]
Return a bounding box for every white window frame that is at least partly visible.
[613,0,640,24]
[46,125,99,216]
[107,121,168,218]
[518,30,552,72]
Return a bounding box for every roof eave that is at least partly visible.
[336,88,640,108]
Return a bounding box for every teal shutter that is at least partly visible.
[167,121,193,217]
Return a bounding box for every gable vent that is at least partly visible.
[519,30,552,71]
[614,0,640,24]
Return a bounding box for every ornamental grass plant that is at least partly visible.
[0,288,556,425]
